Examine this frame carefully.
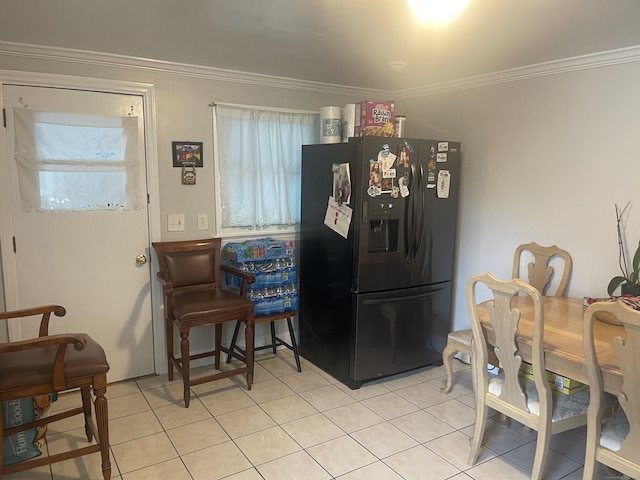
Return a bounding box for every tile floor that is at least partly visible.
[6,350,616,480]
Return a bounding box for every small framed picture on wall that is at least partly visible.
[172,141,203,167]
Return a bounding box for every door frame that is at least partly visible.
[0,69,164,374]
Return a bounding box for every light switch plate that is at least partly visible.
[167,214,185,232]
[197,213,208,231]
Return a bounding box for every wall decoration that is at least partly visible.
[172,141,203,167]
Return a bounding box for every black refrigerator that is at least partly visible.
[299,136,461,389]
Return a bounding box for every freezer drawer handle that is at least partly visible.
[362,290,444,305]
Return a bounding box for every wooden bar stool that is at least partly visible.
[152,238,256,408]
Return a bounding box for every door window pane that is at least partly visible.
[13,108,140,212]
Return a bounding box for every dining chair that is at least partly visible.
[0,305,111,479]
[582,300,640,480]
[441,242,572,393]
[152,238,256,408]
[467,273,590,480]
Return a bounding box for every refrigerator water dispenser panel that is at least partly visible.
[368,219,399,254]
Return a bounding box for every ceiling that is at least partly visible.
[2,0,640,91]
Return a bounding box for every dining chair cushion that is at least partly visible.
[0,335,109,391]
[488,373,590,422]
[172,289,254,322]
[600,407,629,451]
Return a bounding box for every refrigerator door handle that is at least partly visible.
[405,162,415,258]
[414,161,426,260]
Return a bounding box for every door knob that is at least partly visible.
[136,254,148,266]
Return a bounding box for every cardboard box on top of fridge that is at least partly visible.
[354,101,395,137]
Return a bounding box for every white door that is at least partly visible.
[1,85,154,382]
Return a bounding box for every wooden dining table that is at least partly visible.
[476,296,625,395]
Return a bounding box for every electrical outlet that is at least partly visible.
[197,213,208,231]
[167,214,185,232]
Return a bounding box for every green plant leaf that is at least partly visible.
[607,276,628,296]
[632,244,640,280]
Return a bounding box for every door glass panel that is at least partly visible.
[13,108,140,212]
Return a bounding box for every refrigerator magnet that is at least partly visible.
[438,142,449,152]
[378,150,397,170]
[437,170,451,198]
[397,145,410,167]
[400,140,413,152]
[398,173,410,197]
[437,153,447,162]
[369,161,382,190]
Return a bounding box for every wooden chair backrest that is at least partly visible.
[583,301,640,466]
[152,238,222,293]
[512,242,572,296]
[468,273,550,420]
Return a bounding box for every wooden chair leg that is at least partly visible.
[81,385,94,442]
[226,320,242,363]
[180,331,191,408]
[245,319,254,389]
[269,321,277,354]
[468,399,488,465]
[93,382,111,480]
[440,340,458,394]
[214,324,222,369]
[286,317,302,372]
[0,406,4,475]
[531,424,551,480]
[166,317,174,381]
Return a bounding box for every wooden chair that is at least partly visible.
[0,305,111,479]
[583,300,640,480]
[152,238,256,408]
[467,273,590,480]
[441,242,572,393]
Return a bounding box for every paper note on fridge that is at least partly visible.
[324,196,352,239]
[437,170,451,198]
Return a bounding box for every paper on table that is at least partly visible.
[324,196,352,239]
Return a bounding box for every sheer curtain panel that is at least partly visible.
[214,104,319,230]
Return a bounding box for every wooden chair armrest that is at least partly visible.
[0,333,86,391]
[221,264,256,296]
[0,333,86,354]
[0,305,66,337]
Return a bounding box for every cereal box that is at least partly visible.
[354,101,395,137]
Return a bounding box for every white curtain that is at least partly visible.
[214,104,319,229]
[13,108,140,212]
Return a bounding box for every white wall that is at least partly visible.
[398,61,640,331]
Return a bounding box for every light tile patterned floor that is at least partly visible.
[6,351,618,480]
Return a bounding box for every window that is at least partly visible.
[213,104,319,236]
[13,108,141,212]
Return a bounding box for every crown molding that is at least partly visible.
[2,41,640,100]
[393,45,640,100]
[0,41,386,98]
